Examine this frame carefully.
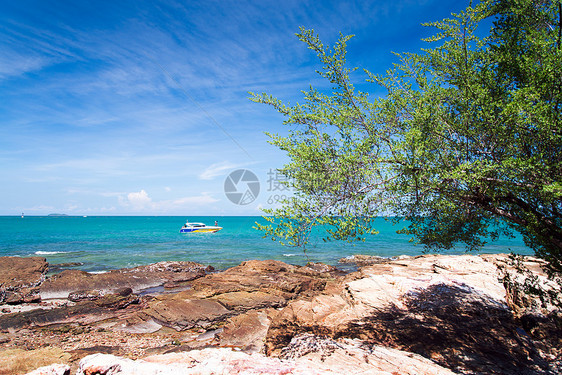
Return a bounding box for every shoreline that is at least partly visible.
[1,253,560,374]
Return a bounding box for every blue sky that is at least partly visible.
[0,0,469,216]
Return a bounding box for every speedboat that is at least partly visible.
[179,221,222,233]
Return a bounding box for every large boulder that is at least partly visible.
[265,254,560,374]
[0,292,141,330]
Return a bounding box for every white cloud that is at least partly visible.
[199,161,239,180]
[0,53,47,79]
[125,189,153,210]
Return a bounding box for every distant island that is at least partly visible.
[47,213,68,217]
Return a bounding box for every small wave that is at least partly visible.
[35,251,68,255]
[89,271,108,274]
[283,253,298,257]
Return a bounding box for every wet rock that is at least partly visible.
[40,261,211,300]
[48,263,84,274]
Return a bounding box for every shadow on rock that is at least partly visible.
[342,283,553,374]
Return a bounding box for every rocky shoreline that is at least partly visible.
[0,254,560,374]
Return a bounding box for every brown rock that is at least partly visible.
[140,260,334,334]
[0,256,48,290]
[94,293,140,309]
[210,291,284,311]
[189,259,331,299]
[145,297,231,331]
[4,291,24,305]
[218,309,271,353]
[68,290,102,302]
[0,257,48,305]
[0,293,142,330]
[115,287,133,297]
[338,254,392,267]
[302,262,341,274]
[40,261,210,300]
[23,293,42,303]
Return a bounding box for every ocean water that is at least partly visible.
[0,216,533,273]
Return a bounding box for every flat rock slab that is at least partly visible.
[0,256,48,291]
[144,298,232,331]
[140,260,338,332]
[0,294,141,330]
[210,291,285,311]
[40,261,211,299]
[188,259,334,298]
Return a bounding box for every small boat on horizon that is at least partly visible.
[180,220,222,233]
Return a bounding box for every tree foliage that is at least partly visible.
[250,0,562,274]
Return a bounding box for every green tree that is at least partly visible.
[250,0,562,275]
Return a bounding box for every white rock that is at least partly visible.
[26,363,70,375]
[76,340,456,375]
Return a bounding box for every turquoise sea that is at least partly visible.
[0,216,533,273]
